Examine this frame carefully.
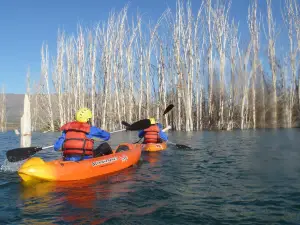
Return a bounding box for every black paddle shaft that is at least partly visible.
[121,121,131,127]
[163,104,174,115]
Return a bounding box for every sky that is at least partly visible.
[0,0,287,94]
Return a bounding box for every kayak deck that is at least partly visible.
[142,142,167,152]
[18,143,142,183]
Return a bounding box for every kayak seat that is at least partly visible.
[93,142,113,158]
[115,145,129,153]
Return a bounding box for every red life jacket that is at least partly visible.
[144,124,160,143]
[60,121,94,156]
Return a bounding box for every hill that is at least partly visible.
[5,94,24,126]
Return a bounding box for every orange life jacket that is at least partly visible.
[60,121,94,156]
[144,124,160,143]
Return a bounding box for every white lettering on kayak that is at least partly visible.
[92,157,118,167]
[142,144,162,148]
[119,155,128,162]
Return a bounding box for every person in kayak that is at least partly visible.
[54,108,113,161]
[138,118,168,143]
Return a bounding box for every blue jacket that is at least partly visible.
[54,126,110,161]
[138,123,168,141]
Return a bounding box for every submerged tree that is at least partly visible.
[0,85,6,132]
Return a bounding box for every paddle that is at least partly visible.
[167,141,192,149]
[163,104,174,116]
[125,119,151,131]
[121,104,174,128]
[123,120,192,149]
[121,121,131,127]
[140,124,191,149]
[132,125,192,149]
[161,104,191,149]
[122,104,174,144]
[6,119,151,163]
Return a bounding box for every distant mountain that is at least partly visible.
[5,94,24,124]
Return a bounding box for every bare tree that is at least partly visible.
[205,0,215,129]
[52,30,65,127]
[227,21,238,130]
[265,0,279,127]
[283,0,300,127]
[248,0,260,129]
[240,40,252,129]
[213,0,231,130]
[0,85,6,132]
[41,43,54,131]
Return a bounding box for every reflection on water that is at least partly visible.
[18,164,161,224]
[142,152,163,164]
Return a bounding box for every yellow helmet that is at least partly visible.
[75,108,92,123]
[149,117,156,125]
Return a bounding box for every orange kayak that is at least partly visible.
[142,142,167,152]
[18,143,142,183]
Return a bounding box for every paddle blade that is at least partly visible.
[163,104,174,115]
[127,119,151,131]
[6,147,42,162]
[121,121,131,127]
[168,141,192,149]
[175,144,191,149]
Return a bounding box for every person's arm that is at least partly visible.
[89,126,111,141]
[159,130,168,141]
[54,131,66,151]
[157,123,163,129]
[138,130,145,138]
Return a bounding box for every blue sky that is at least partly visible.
[0,0,286,93]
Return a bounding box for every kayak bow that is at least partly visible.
[142,142,167,152]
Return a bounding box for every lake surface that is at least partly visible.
[0,129,300,224]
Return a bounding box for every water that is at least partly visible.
[1,129,300,224]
